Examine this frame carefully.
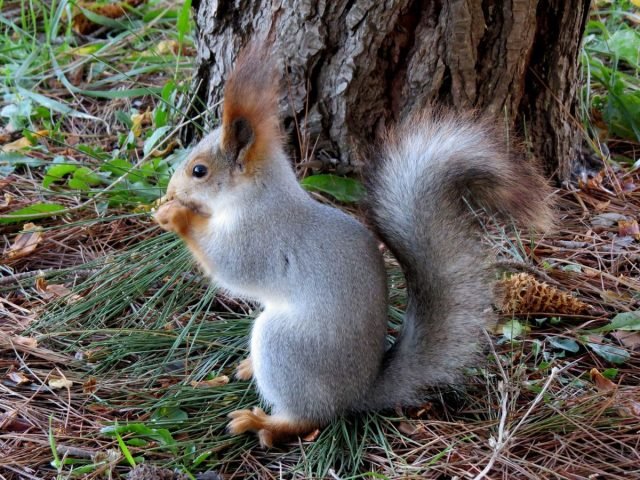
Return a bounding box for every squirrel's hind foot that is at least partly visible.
[227,407,316,448]
[234,357,253,381]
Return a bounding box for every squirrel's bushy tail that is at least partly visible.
[363,111,552,409]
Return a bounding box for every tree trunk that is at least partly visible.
[190,0,590,181]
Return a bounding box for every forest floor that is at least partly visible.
[1,1,640,479]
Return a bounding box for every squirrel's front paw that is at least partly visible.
[154,200,192,235]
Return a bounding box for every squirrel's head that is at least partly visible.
[164,40,282,216]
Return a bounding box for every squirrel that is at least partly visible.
[154,41,552,448]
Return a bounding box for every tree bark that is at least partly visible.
[190,0,590,181]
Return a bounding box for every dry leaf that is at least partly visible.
[86,404,115,415]
[46,284,74,297]
[11,336,38,348]
[190,375,229,388]
[0,130,49,153]
[7,371,31,385]
[1,193,14,208]
[1,136,31,153]
[35,276,81,302]
[130,110,153,137]
[0,176,15,190]
[397,422,419,436]
[589,368,616,392]
[150,140,177,157]
[156,40,179,55]
[83,348,105,363]
[0,410,31,433]
[579,170,605,190]
[83,377,98,394]
[611,331,640,349]
[590,369,640,418]
[618,219,640,241]
[49,376,73,390]
[5,223,43,259]
[627,400,640,417]
[600,290,633,304]
[72,0,144,35]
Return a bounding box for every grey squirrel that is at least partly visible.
[154,41,552,447]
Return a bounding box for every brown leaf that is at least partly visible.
[600,290,633,304]
[0,411,31,433]
[618,219,640,241]
[83,377,98,394]
[35,276,82,302]
[0,136,31,153]
[131,110,153,137]
[1,193,14,208]
[72,0,144,35]
[7,371,31,385]
[5,223,43,259]
[190,375,229,388]
[0,130,49,152]
[0,176,15,190]
[579,170,605,190]
[594,200,611,212]
[627,400,640,417]
[68,64,86,86]
[86,403,115,415]
[150,140,177,157]
[589,368,616,392]
[45,284,73,298]
[611,331,640,349]
[397,421,419,436]
[156,40,179,55]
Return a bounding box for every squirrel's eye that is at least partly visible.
[192,164,208,178]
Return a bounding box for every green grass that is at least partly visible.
[581,0,640,163]
[0,0,199,222]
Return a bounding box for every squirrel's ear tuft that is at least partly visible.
[221,39,281,173]
[223,117,255,171]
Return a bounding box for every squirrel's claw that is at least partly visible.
[226,408,275,448]
[235,357,253,381]
[226,407,317,448]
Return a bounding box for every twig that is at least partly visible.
[472,366,562,480]
[472,331,511,480]
[0,267,101,287]
[56,444,95,459]
[328,469,343,480]
[471,379,509,480]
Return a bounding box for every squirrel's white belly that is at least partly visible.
[249,301,295,408]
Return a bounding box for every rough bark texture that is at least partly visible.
[190,0,590,181]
